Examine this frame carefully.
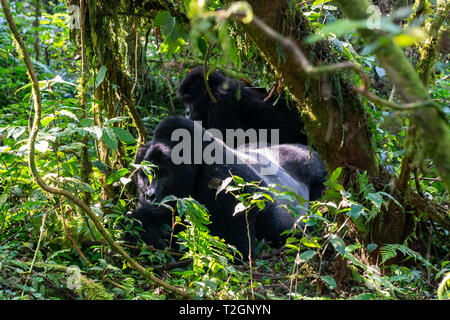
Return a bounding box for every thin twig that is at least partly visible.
[203,43,218,104]
[244,210,254,300]
[131,26,139,95]
[22,212,47,298]
[263,82,277,103]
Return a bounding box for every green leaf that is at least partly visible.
[35,140,49,153]
[298,250,316,263]
[155,11,176,40]
[92,160,108,174]
[216,177,233,197]
[300,237,321,249]
[80,118,94,127]
[74,181,95,193]
[41,115,56,127]
[197,37,208,56]
[106,168,129,185]
[104,116,129,125]
[312,0,332,6]
[320,275,337,289]
[112,127,136,144]
[57,110,79,122]
[102,127,118,150]
[367,192,383,208]
[348,203,365,219]
[85,126,102,140]
[330,167,342,182]
[330,234,346,255]
[233,203,247,216]
[154,11,170,27]
[95,65,107,88]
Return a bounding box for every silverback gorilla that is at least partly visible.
[128,117,326,258]
[177,67,308,146]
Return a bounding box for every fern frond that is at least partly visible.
[380,244,434,270]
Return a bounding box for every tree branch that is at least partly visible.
[233,14,444,116]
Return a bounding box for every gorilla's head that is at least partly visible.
[123,205,173,250]
[136,118,203,207]
[177,67,231,122]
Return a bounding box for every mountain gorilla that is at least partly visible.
[128,116,326,258]
[177,67,308,146]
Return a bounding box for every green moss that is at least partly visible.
[407,0,433,24]
[77,276,114,300]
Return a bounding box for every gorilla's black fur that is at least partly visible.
[177,67,308,145]
[128,117,326,258]
[124,205,173,250]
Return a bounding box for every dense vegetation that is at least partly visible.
[0,0,448,300]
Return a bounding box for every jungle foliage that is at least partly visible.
[0,0,448,300]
